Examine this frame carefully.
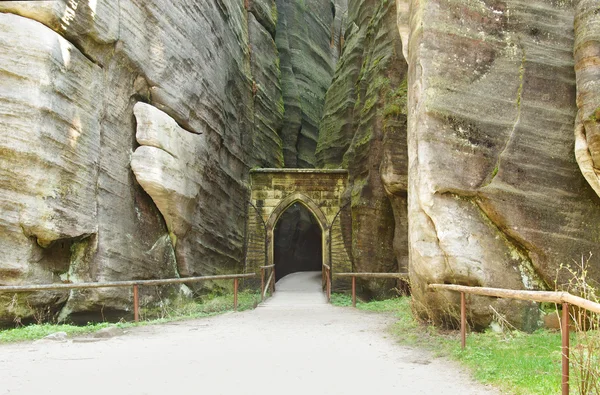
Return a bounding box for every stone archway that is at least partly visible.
[266,193,329,280]
[271,200,324,280]
[246,168,350,281]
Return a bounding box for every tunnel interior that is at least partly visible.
[274,202,323,281]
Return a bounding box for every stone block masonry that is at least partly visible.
[247,169,352,288]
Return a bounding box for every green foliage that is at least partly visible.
[139,290,260,320]
[557,254,600,394]
[270,3,278,26]
[331,295,575,394]
[330,293,353,306]
[448,330,563,394]
[0,291,261,344]
[383,78,407,117]
[589,107,600,123]
[490,165,499,179]
[0,322,123,343]
[353,128,372,149]
[382,104,403,119]
[361,96,377,116]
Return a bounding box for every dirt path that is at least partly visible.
[0,272,500,395]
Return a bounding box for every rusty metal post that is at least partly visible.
[271,267,276,293]
[562,302,570,395]
[352,276,356,308]
[233,278,239,311]
[260,267,265,301]
[133,284,139,323]
[460,292,466,350]
[327,269,331,302]
[325,269,329,302]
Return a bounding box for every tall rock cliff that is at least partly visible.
[276,0,347,167]
[316,0,408,297]
[2,0,600,330]
[401,0,600,328]
[574,0,600,196]
[0,0,338,324]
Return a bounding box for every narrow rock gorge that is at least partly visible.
[1,0,600,329]
[316,0,408,298]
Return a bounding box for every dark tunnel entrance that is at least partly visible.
[274,202,323,281]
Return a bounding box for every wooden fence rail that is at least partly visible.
[334,272,409,307]
[428,283,600,395]
[0,273,256,322]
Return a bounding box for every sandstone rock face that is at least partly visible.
[3,0,600,330]
[0,12,101,322]
[317,0,408,297]
[276,0,347,167]
[403,0,600,329]
[574,0,600,196]
[249,11,285,168]
[131,103,205,245]
[0,0,308,324]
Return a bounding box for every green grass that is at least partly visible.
[0,322,129,343]
[331,294,565,395]
[0,291,260,344]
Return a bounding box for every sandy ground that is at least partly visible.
[0,272,500,395]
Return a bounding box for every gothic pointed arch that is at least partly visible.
[266,192,329,233]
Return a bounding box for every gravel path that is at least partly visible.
[0,272,500,395]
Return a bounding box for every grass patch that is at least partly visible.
[0,291,260,344]
[0,322,126,343]
[331,294,566,394]
[140,290,260,319]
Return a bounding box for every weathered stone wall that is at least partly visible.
[3,0,600,330]
[248,169,352,285]
[574,0,600,196]
[0,0,338,324]
[276,0,348,167]
[316,0,408,298]
[401,0,600,329]
[250,169,348,224]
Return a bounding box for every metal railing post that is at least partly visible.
[260,267,265,301]
[460,292,466,350]
[425,283,600,394]
[561,302,570,395]
[327,269,331,302]
[133,284,139,323]
[233,278,239,311]
[352,276,356,308]
[271,267,276,293]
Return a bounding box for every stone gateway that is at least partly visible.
[246,169,353,288]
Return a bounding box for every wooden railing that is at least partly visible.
[335,272,408,307]
[0,273,256,322]
[429,283,600,395]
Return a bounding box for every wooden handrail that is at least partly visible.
[259,265,275,270]
[428,284,600,314]
[0,273,256,293]
[428,282,600,395]
[0,273,256,323]
[336,272,409,279]
[333,272,409,307]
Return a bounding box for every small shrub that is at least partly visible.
[558,253,600,395]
